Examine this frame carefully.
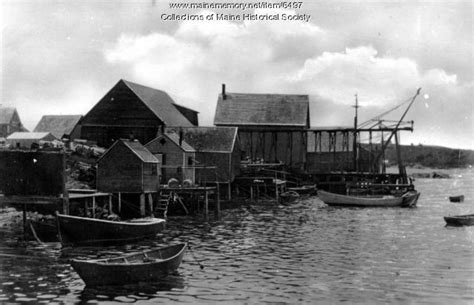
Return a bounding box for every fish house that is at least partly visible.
[146,127,240,185]
[0,107,27,138]
[34,115,82,140]
[7,132,57,149]
[96,139,160,193]
[78,79,198,148]
[214,84,309,169]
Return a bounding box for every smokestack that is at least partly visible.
[222,84,226,100]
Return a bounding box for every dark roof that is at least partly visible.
[100,139,159,163]
[34,115,82,138]
[122,80,196,127]
[0,107,16,124]
[166,127,238,153]
[214,93,310,127]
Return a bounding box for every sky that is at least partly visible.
[1,0,473,149]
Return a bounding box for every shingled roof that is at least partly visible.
[166,126,238,153]
[34,115,82,139]
[100,139,159,163]
[122,80,197,127]
[214,92,310,127]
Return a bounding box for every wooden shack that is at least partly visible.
[0,107,28,138]
[146,127,240,184]
[34,115,82,140]
[7,132,57,149]
[96,139,160,193]
[77,79,198,148]
[214,84,309,170]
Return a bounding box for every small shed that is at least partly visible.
[0,107,28,138]
[7,132,57,149]
[96,139,160,193]
[146,127,240,184]
[34,115,82,140]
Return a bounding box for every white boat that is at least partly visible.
[318,190,420,207]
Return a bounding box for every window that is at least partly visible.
[151,164,157,176]
[188,156,193,166]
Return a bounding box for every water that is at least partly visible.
[0,168,473,304]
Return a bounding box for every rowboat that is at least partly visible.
[318,190,420,207]
[449,195,464,203]
[56,213,166,246]
[444,214,474,226]
[70,243,187,286]
[280,191,300,204]
[287,184,317,195]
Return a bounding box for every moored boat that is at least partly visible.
[449,195,464,203]
[444,214,474,226]
[280,191,300,204]
[287,184,317,195]
[318,189,420,207]
[56,212,166,246]
[70,243,187,286]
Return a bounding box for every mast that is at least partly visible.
[352,94,359,172]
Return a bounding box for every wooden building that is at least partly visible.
[146,127,240,184]
[0,107,27,138]
[7,132,57,149]
[34,115,82,140]
[214,84,309,170]
[77,79,198,148]
[96,139,160,193]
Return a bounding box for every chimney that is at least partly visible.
[222,83,226,100]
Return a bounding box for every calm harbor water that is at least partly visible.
[0,168,473,304]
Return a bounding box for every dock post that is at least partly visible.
[23,203,27,240]
[205,189,209,221]
[227,182,232,201]
[215,184,221,220]
[140,193,146,217]
[275,181,279,202]
[148,193,153,216]
[92,196,96,218]
[108,194,112,213]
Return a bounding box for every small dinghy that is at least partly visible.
[444,214,474,226]
[70,243,187,286]
[448,195,464,203]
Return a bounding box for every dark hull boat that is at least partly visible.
[70,243,187,286]
[444,214,474,226]
[318,190,420,207]
[56,213,166,246]
[449,195,464,203]
[287,185,317,195]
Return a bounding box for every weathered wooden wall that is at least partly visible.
[97,143,144,193]
[0,151,65,196]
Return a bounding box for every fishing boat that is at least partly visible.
[444,214,474,226]
[287,184,317,195]
[70,243,187,286]
[318,189,420,207]
[56,212,166,246]
[280,191,300,204]
[449,195,464,203]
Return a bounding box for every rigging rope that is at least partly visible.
[358,96,413,128]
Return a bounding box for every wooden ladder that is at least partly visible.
[156,192,171,219]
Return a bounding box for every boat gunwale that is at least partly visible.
[56,213,166,226]
[71,243,187,266]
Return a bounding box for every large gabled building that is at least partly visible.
[0,107,27,138]
[214,84,309,169]
[34,115,82,140]
[77,79,199,147]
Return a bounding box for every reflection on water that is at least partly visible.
[0,168,473,304]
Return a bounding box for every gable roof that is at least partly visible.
[34,115,82,138]
[166,126,238,153]
[100,139,159,163]
[214,92,309,127]
[7,132,56,140]
[0,107,17,124]
[122,80,196,127]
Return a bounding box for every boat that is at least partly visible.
[449,195,464,203]
[287,184,317,195]
[444,214,474,226]
[70,243,187,286]
[318,189,420,207]
[280,191,300,204]
[56,212,166,246]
